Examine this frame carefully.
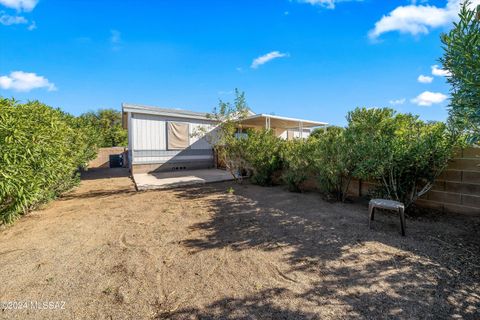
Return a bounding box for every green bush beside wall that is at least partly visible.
[223,108,458,210]
[0,98,98,224]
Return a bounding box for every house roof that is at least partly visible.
[122,103,214,121]
[122,103,327,129]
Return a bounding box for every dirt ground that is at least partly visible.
[0,168,479,320]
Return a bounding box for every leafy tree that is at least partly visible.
[79,109,127,147]
[441,1,480,143]
[346,108,456,208]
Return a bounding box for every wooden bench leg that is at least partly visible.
[369,205,375,229]
[399,207,406,236]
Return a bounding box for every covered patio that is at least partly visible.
[239,114,327,139]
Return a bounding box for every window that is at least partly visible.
[167,122,189,150]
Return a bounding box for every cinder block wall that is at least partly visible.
[345,148,480,215]
[88,147,127,169]
[416,148,480,215]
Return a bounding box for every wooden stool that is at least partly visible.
[369,199,406,236]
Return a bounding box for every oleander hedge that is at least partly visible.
[0,98,99,224]
[221,108,459,209]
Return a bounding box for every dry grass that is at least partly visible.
[0,168,479,319]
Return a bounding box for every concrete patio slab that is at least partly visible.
[133,168,234,191]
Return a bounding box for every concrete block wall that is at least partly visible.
[88,147,127,169]
[345,148,480,215]
[416,148,480,215]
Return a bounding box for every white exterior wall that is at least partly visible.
[129,112,216,165]
[282,128,311,140]
[292,129,311,139]
[132,113,167,151]
[189,122,216,149]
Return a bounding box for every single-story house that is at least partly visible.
[122,103,327,174]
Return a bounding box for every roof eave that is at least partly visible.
[122,103,216,121]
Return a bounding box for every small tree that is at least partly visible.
[346,108,456,208]
[441,1,480,143]
[204,89,250,181]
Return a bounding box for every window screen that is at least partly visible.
[167,122,189,150]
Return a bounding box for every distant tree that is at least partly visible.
[79,109,127,147]
[440,1,480,143]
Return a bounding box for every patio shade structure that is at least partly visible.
[239,114,328,138]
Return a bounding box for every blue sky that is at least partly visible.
[0,0,475,125]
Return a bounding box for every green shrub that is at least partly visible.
[346,107,456,207]
[240,129,283,186]
[206,90,456,209]
[0,98,98,224]
[284,109,456,207]
[345,108,398,181]
[310,126,354,200]
[217,129,283,186]
[281,139,316,192]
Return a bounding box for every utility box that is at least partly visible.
[109,154,123,168]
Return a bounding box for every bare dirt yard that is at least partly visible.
[0,168,479,320]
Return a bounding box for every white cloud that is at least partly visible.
[296,0,360,10]
[0,12,35,30]
[417,74,433,83]
[0,12,26,25]
[0,0,38,11]
[251,51,289,69]
[297,0,336,9]
[431,64,452,77]
[369,0,480,39]
[0,71,57,92]
[411,91,448,106]
[389,98,406,105]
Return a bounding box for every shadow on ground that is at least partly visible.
[157,288,318,320]
[80,167,131,181]
[166,182,480,319]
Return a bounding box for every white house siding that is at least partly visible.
[130,113,216,167]
[281,128,311,140]
[132,113,166,151]
[189,123,216,149]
